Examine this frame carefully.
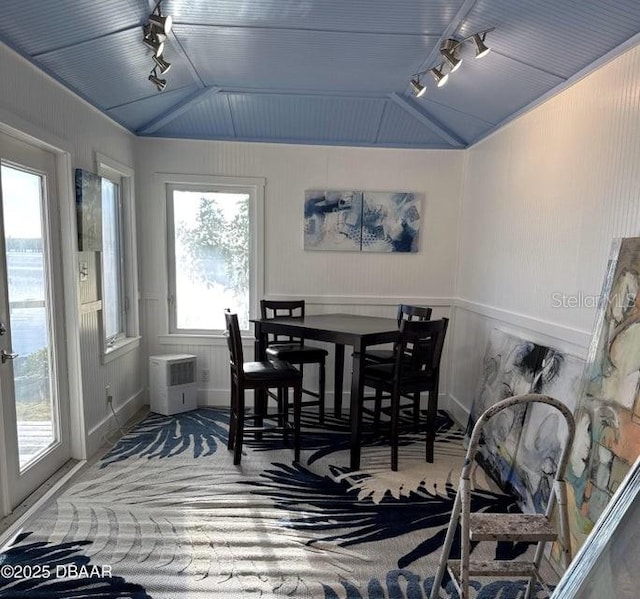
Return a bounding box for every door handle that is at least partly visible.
[1,350,18,364]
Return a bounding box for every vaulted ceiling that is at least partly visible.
[2,1,640,149]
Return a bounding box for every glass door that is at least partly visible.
[0,131,70,513]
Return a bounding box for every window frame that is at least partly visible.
[163,174,265,337]
[100,176,125,347]
[96,153,140,362]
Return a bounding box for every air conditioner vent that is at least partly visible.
[169,360,195,386]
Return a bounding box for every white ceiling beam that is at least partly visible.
[137,86,221,134]
[390,93,466,147]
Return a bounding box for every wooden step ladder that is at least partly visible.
[430,394,576,599]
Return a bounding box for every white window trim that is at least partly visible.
[160,173,265,337]
[96,152,140,364]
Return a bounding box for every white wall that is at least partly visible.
[136,138,464,407]
[449,41,640,422]
[0,43,144,458]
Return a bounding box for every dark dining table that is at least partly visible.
[251,313,399,470]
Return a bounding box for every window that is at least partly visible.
[166,176,264,334]
[96,154,139,360]
[101,176,124,345]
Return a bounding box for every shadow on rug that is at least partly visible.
[0,409,549,598]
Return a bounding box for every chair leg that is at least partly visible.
[280,387,290,446]
[227,379,237,450]
[293,383,302,463]
[373,389,383,433]
[391,389,400,471]
[254,389,266,441]
[413,392,420,431]
[277,387,286,429]
[318,358,326,424]
[233,388,245,465]
[425,379,439,464]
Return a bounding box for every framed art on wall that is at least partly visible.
[75,168,102,251]
[303,189,421,252]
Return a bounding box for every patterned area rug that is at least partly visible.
[0,409,549,598]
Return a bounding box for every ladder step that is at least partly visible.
[469,513,558,542]
[448,559,538,579]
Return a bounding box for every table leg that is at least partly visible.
[349,342,365,470]
[334,344,345,418]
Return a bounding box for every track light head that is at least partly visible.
[472,33,491,59]
[149,68,167,91]
[153,54,172,75]
[440,40,463,73]
[410,78,426,98]
[143,30,165,56]
[149,12,173,35]
[431,66,449,88]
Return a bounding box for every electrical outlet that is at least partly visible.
[105,384,112,405]
[201,368,210,383]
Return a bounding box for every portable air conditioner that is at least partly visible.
[149,354,198,416]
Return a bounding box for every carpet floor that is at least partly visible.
[0,408,550,598]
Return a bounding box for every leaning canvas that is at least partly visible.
[566,237,640,552]
[304,189,421,252]
[468,329,584,513]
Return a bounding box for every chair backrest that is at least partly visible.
[393,305,433,352]
[260,299,305,344]
[395,318,449,378]
[224,310,244,373]
[396,304,432,326]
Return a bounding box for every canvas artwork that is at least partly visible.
[468,329,584,513]
[303,190,421,252]
[565,237,640,551]
[75,168,102,251]
[551,456,640,599]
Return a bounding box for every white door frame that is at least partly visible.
[0,114,86,515]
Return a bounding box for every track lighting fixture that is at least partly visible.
[440,39,463,73]
[148,11,172,35]
[143,31,165,57]
[431,66,449,88]
[153,54,172,75]
[472,32,491,59]
[410,78,426,98]
[143,1,173,91]
[149,68,167,91]
[409,27,494,98]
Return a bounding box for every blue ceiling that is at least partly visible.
[2,0,640,149]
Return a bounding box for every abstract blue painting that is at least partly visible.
[304,190,363,251]
[362,192,421,253]
[304,190,421,252]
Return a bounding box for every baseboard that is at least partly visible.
[440,393,470,429]
[0,459,86,548]
[86,388,146,458]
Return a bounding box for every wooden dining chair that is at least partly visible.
[224,310,303,465]
[364,304,432,365]
[361,318,449,470]
[260,300,328,423]
[362,304,433,430]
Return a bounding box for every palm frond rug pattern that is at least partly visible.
[0,409,550,598]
